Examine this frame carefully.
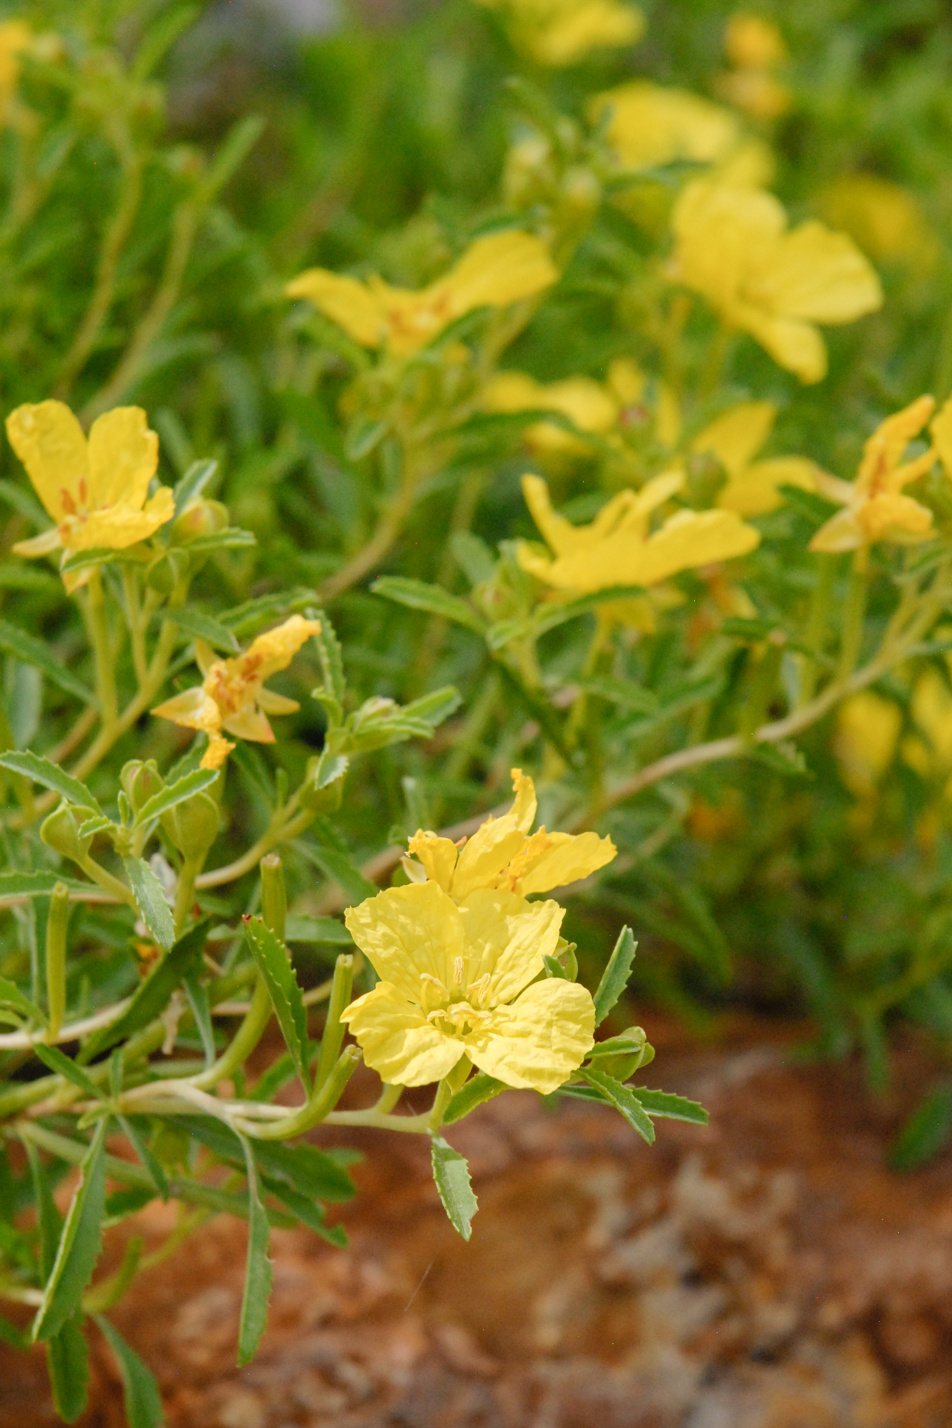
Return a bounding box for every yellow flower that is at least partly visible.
[809,396,937,553]
[6,401,174,587]
[904,668,952,784]
[816,175,939,273]
[341,880,594,1091]
[591,81,742,171]
[476,0,643,67]
[835,691,901,799]
[517,471,760,593]
[670,179,883,383]
[407,768,616,902]
[718,14,790,121]
[691,401,820,516]
[285,231,557,358]
[483,371,618,457]
[152,615,320,769]
[0,21,30,124]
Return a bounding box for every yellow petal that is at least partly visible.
[809,508,863,554]
[856,491,933,543]
[466,978,595,1093]
[857,395,935,493]
[13,527,63,557]
[932,394,952,478]
[515,829,617,895]
[836,691,901,795]
[256,689,300,716]
[509,767,537,832]
[238,615,321,684]
[756,222,883,324]
[222,706,275,742]
[60,487,175,551]
[718,456,818,516]
[407,831,458,893]
[692,401,776,475]
[6,400,88,522]
[152,686,222,735]
[341,982,466,1086]
[522,1,644,66]
[284,268,386,348]
[443,231,557,315]
[594,82,740,170]
[450,819,528,901]
[343,881,467,1003]
[457,888,564,1003]
[634,508,761,585]
[742,310,828,384]
[86,407,159,510]
[725,13,787,69]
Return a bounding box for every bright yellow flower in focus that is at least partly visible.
[810,396,937,554]
[691,401,820,516]
[670,179,883,383]
[285,231,557,359]
[407,768,616,903]
[341,880,594,1091]
[816,175,939,273]
[152,615,321,770]
[476,0,643,67]
[6,401,174,588]
[517,471,760,594]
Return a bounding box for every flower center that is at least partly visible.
[417,965,496,1038]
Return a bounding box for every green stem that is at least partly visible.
[189,977,271,1092]
[797,554,836,707]
[836,547,869,681]
[85,568,118,731]
[173,856,201,939]
[235,1046,361,1140]
[314,954,353,1089]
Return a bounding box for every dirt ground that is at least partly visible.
[3,1019,952,1428]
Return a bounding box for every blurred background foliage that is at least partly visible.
[4,0,952,1141]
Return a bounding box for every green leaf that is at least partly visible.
[222,588,319,638]
[122,857,175,951]
[284,914,352,944]
[0,752,101,814]
[0,972,45,1025]
[32,1046,99,1099]
[305,840,375,906]
[33,1121,108,1342]
[24,1136,62,1279]
[443,1074,506,1127]
[310,608,346,705]
[573,676,658,715]
[254,1141,355,1204]
[430,1135,478,1240]
[260,1176,347,1246]
[182,972,216,1067]
[0,618,95,704]
[168,608,240,653]
[631,1088,709,1125]
[244,917,310,1091]
[582,1067,655,1143]
[94,1317,165,1428]
[237,1138,273,1368]
[890,1084,952,1172]
[80,920,209,1063]
[172,458,218,515]
[59,547,149,577]
[593,927,637,1026]
[76,814,114,840]
[0,871,78,905]
[133,768,218,827]
[116,1117,169,1202]
[371,577,486,636]
[399,686,463,730]
[185,526,256,554]
[46,1315,90,1423]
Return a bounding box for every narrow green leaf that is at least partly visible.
[890,1084,952,1172]
[117,1117,169,1202]
[222,587,319,638]
[76,814,114,840]
[253,1141,355,1204]
[46,1315,90,1424]
[169,608,240,653]
[134,768,218,827]
[305,841,375,906]
[80,920,208,1062]
[400,686,463,730]
[0,972,45,1025]
[23,1136,62,1278]
[371,576,486,636]
[32,1046,100,1099]
[94,1317,165,1428]
[593,927,637,1026]
[0,871,77,904]
[237,1138,273,1367]
[0,752,101,814]
[631,1088,709,1125]
[172,458,218,514]
[431,1135,478,1240]
[573,676,658,715]
[244,917,310,1090]
[0,618,95,704]
[443,1074,506,1127]
[310,607,346,705]
[122,857,175,951]
[59,547,148,577]
[284,914,352,945]
[33,1121,108,1342]
[182,972,216,1067]
[260,1178,347,1246]
[185,527,256,554]
[582,1067,655,1144]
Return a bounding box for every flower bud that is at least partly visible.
[170,498,229,545]
[41,804,92,864]
[146,547,190,595]
[120,759,165,815]
[162,790,220,860]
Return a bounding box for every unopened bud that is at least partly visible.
[41,804,92,864]
[121,759,165,815]
[171,498,228,545]
[162,790,220,859]
[146,547,190,595]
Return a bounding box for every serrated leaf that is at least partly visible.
[262,1177,347,1247]
[631,1088,709,1125]
[46,1315,90,1423]
[593,927,637,1026]
[244,918,310,1091]
[284,915,352,945]
[168,608,240,653]
[133,768,218,827]
[582,1067,655,1143]
[76,815,114,840]
[371,576,486,636]
[431,1135,478,1240]
[0,619,95,704]
[173,1117,356,1202]
[443,1074,506,1126]
[117,1117,169,1202]
[59,547,149,577]
[222,588,318,638]
[172,458,218,514]
[309,608,345,705]
[122,857,175,951]
[32,1046,99,1098]
[399,686,462,730]
[311,749,349,790]
[94,1317,165,1428]
[0,752,101,813]
[80,920,209,1063]
[237,1138,273,1368]
[33,1121,107,1342]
